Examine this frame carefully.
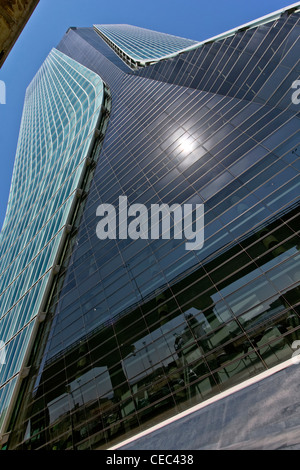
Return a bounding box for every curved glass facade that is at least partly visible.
[0,48,105,433]
[1,7,300,450]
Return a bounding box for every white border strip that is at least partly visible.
[108,358,296,450]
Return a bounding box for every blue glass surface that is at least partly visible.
[94,24,198,64]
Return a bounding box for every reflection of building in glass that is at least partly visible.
[1,5,300,450]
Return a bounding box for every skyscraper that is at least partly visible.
[0,4,300,450]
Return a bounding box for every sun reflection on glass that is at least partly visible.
[178,135,196,154]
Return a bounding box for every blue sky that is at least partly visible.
[0,0,296,231]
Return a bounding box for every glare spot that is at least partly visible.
[178,135,195,154]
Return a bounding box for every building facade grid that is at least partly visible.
[0,8,299,450]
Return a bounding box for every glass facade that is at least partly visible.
[0,48,106,434]
[93,24,199,68]
[1,6,300,450]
